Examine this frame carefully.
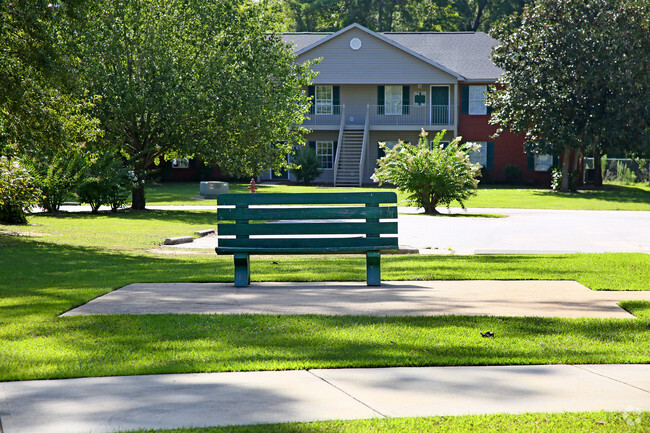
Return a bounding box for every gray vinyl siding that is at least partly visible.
[297,27,456,85]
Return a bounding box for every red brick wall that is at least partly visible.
[458,84,551,186]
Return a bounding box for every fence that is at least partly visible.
[583,158,650,184]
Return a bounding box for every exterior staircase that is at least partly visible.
[335,128,364,186]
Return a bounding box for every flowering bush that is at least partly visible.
[372,129,481,214]
[0,157,41,224]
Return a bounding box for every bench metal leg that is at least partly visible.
[366,251,381,286]
[233,253,250,286]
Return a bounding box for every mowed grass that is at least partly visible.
[1,209,649,381]
[144,182,650,210]
[123,411,650,433]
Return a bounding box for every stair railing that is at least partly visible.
[333,104,345,187]
[358,105,370,187]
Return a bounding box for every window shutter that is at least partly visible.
[333,86,340,109]
[552,154,559,167]
[486,142,494,170]
[308,141,316,150]
[527,153,535,171]
[402,85,410,115]
[461,86,469,115]
[377,85,385,115]
[333,141,338,163]
[308,86,315,114]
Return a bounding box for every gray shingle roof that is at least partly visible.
[280,33,331,52]
[382,32,502,81]
[280,26,502,81]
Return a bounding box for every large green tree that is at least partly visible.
[280,0,532,33]
[79,0,313,209]
[487,0,649,191]
[0,0,97,157]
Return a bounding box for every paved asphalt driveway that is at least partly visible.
[397,207,650,254]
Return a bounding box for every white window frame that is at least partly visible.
[534,154,553,171]
[468,85,488,115]
[316,140,334,170]
[385,85,402,116]
[315,85,333,115]
[469,141,487,167]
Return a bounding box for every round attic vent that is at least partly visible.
[350,38,362,50]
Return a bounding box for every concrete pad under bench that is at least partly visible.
[61,281,650,318]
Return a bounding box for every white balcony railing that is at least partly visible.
[367,105,455,126]
[302,105,342,125]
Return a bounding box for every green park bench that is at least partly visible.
[215,192,399,286]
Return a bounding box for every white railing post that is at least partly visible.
[359,105,370,187]
[333,105,345,187]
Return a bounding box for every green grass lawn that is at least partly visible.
[123,411,649,433]
[2,199,649,432]
[1,211,649,382]
[144,182,650,210]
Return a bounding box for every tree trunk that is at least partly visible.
[561,145,571,192]
[131,183,146,210]
[593,145,603,188]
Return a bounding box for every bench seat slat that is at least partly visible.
[218,206,396,221]
[217,237,398,251]
[218,221,397,236]
[217,192,397,206]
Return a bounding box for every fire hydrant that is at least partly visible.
[247,178,257,193]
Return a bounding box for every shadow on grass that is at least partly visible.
[10,312,650,381]
[530,184,650,205]
[30,209,218,225]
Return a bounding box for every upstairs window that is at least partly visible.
[468,85,488,115]
[385,85,403,115]
[315,85,333,115]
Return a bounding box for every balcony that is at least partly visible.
[302,105,342,126]
[368,105,455,127]
[302,104,455,129]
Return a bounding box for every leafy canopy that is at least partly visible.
[487,0,650,190]
[372,130,481,214]
[79,0,314,209]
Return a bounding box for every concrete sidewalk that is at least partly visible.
[1,364,648,433]
[62,280,650,319]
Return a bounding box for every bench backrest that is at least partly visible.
[216,192,398,254]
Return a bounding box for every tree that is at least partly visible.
[0,1,98,158]
[487,0,650,191]
[79,0,314,209]
[279,0,532,33]
[372,129,481,214]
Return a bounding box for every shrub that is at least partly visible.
[615,161,637,185]
[77,153,133,213]
[551,168,578,192]
[372,129,481,214]
[0,157,41,224]
[293,146,321,184]
[504,164,523,184]
[31,146,89,214]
